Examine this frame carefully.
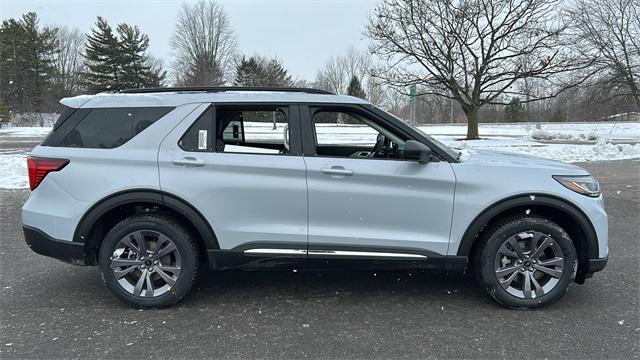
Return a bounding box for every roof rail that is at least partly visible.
[119,86,334,95]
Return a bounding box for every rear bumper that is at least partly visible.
[23,225,87,265]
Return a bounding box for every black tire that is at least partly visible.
[474,216,577,309]
[99,214,200,308]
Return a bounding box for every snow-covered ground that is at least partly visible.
[423,122,640,163]
[0,122,639,189]
[0,151,29,189]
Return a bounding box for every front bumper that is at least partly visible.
[587,256,608,276]
[23,225,87,265]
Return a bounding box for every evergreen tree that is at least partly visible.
[83,17,121,93]
[262,58,294,87]
[234,56,263,86]
[83,18,164,93]
[117,23,164,88]
[0,13,58,113]
[347,76,366,99]
[234,56,293,87]
[504,97,526,122]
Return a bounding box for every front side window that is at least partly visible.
[312,109,406,160]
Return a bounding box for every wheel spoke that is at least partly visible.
[133,269,148,296]
[145,271,154,297]
[498,245,518,258]
[507,237,525,259]
[499,271,519,289]
[533,263,563,278]
[121,237,140,254]
[113,265,138,279]
[530,236,552,259]
[496,265,520,278]
[154,234,170,255]
[522,271,532,298]
[531,275,545,297]
[158,265,181,276]
[111,259,143,268]
[133,232,147,255]
[154,242,177,259]
[155,268,176,287]
[538,257,564,268]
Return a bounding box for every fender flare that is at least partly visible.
[456,194,599,259]
[73,189,219,250]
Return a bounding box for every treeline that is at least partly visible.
[0,13,163,116]
[1,0,638,131]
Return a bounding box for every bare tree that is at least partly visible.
[170,0,238,86]
[314,47,371,94]
[146,55,168,87]
[366,0,587,139]
[568,0,640,108]
[53,26,85,97]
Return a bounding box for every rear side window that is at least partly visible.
[179,107,214,152]
[49,107,173,149]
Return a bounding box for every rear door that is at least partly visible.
[158,103,308,253]
[302,105,456,257]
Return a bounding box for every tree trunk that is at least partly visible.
[465,107,480,140]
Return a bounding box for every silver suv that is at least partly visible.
[22,87,608,309]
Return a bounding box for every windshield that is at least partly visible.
[369,105,461,160]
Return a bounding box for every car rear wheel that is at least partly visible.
[474,216,578,309]
[99,214,200,308]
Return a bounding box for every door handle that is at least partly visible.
[172,157,205,167]
[320,166,354,177]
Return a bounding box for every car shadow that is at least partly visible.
[178,268,493,308]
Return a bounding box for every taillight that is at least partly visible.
[27,156,69,191]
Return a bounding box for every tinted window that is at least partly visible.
[179,107,214,152]
[58,107,173,149]
[53,106,76,130]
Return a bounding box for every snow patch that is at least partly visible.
[529,129,599,142]
[0,152,28,189]
[446,137,640,163]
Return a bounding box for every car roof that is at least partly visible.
[60,90,370,109]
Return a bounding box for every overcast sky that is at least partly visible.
[1,0,378,81]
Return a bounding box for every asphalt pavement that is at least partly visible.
[0,160,638,359]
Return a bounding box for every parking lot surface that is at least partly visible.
[1,160,638,359]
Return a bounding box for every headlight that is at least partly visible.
[553,175,600,197]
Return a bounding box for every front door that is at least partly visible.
[302,106,456,258]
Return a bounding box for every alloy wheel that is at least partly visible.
[494,231,565,299]
[109,230,182,298]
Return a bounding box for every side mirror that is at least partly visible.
[404,140,433,163]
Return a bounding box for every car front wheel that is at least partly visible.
[475,216,578,309]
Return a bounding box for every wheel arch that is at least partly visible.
[74,189,219,265]
[457,194,599,283]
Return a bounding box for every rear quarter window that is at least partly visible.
[44,107,174,149]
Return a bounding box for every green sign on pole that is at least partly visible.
[408,85,416,103]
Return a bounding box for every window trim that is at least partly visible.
[178,105,215,153]
[303,104,411,162]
